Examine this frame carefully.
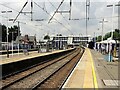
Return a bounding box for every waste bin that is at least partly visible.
[104,54,113,62]
[118,46,120,61]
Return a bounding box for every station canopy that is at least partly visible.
[96,37,120,44]
[96,39,117,44]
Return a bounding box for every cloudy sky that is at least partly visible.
[0,0,119,41]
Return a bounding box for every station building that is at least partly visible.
[50,34,92,49]
[15,35,37,49]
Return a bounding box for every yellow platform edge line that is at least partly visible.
[88,48,98,89]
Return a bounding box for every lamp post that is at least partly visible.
[107,3,120,39]
[107,5,115,40]
[16,21,26,55]
[1,10,12,58]
[12,32,14,56]
[86,0,90,44]
[9,30,17,56]
[17,21,20,55]
[99,18,108,42]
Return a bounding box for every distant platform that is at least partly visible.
[1,48,76,77]
[0,48,74,65]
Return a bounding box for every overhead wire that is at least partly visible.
[0,2,54,32]
[13,1,28,23]
[0,15,7,18]
[47,0,74,35]
[34,2,72,35]
[70,15,119,21]
[0,2,31,20]
[1,2,118,22]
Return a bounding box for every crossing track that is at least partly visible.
[1,47,84,89]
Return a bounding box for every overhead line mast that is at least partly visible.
[13,0,34,23]
[86,0,90,42]
[13,1,28,23]
[34,2,71,33]
[48,0,70,25]
[69,0,72,20]
[31,0,33,21]
[48,0,64,23]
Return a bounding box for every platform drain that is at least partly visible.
[102,80,119,87]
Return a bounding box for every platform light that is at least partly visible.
[99,19,108,42]
[1,10,12,58]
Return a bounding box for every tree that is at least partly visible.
[113,29,120,41]
[2,24,21,42]
[57,34,62,36]
[103,32,111,40]
[8,25,21,42]
[103,29,120,41]
[96,35,102,42]
[115,29,120,33]
[2,25,7,42]
[44,35,50,40]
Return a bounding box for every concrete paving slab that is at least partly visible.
[90,49,119,88]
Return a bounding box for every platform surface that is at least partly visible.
[63,48,97,88]
[90,49,119,88]
[63,48,119,89]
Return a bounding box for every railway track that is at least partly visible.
[1,48,77,89]
[2,49,75,79]
[36,48,84,89]
[1,48,84,89]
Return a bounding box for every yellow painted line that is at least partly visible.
[83,49,93,88]
[88,48,98,89]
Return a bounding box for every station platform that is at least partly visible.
[62,48,119,89]
[0,48,74,65]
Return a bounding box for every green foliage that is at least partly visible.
[8,25,20,42]
[44,35,50,40]
[97,29,120,41]
[96,35,102,42]
[103,32,111,40]
[113,31,120,40]
[2,25,7,42]
[57,34,62,36]
[115,29,120,33]
[2,24,21,42]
